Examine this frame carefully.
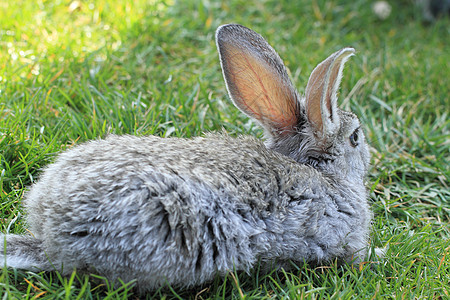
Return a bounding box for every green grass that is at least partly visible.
[0,0,449,298]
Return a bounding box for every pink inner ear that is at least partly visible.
[305,63,328,132]
[324,55,344,120]
[222,43,299,133]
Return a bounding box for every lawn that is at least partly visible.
[0,0,449,298]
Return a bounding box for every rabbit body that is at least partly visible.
[2,24,374,291]
[4,134,370,289]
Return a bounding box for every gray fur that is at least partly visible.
[1,24,376,292]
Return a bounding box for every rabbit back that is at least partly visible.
[22,134,291,288]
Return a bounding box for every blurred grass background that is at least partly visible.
[0,0,449,298]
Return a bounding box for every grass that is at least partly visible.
[0,0,449,298]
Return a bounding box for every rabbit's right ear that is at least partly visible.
[304,48,355,138]
[216,24,300,136]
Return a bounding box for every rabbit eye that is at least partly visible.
[349,129,359,147]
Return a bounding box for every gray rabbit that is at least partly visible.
[1,24,378,292]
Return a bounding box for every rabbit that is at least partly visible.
[1,24,377,292]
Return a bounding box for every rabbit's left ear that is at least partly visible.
[305,48,355,137]
[216,24,300,136]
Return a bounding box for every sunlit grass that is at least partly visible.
[0,0,173,87]
[0,0,449,298]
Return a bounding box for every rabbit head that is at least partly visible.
[216,24,370,187]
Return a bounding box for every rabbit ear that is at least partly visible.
[216,24,300,136]
[305,48,355,137]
